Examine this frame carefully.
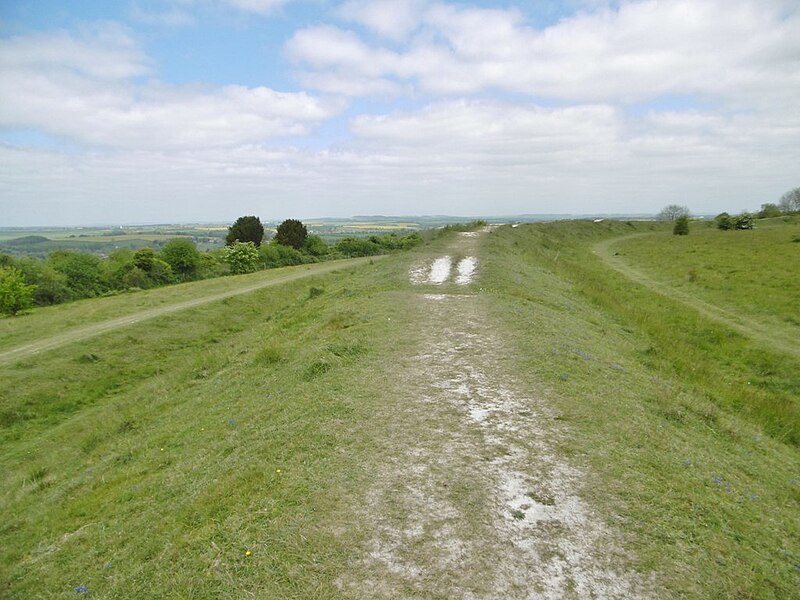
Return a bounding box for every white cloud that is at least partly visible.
[223,0,293,15]
[0,24,150,80]
[289,0,800,106]
[337,0,424,41]
[0,28,344,149]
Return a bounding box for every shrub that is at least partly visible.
[673,215,690,235]
[715,212,733,230]
[0,266,36,316]
[160,238,200,278]
[734,212,755,230]
[259,242,308,268]
[222,241,259,274]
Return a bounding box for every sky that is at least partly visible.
[0,0,798,225]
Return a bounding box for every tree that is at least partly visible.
[658,205,690,221]
[222,241,259,274]
[160,238,200,278]
[673,215,690,235]
[715,212,733,230]
[757,203,782,218]
[226,216,264,247]
[275,219,308,250]
[0,266,36,316]
[779,187,800,213]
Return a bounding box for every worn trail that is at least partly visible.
[341,231,651,598]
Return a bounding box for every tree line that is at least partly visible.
[0,217,421,316]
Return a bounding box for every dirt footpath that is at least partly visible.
[341,230,652,599]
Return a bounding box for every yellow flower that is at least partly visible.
[276,469,282,474]
[245,550,251,557]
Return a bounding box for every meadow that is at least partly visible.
[1,219,798,598]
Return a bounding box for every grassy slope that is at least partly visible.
[481,221,799,598]
[0,256,418,598]
[2,223,799,598]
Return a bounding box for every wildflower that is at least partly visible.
[276,469,282,474]
[75,585,89,594]
[245,550,251,557]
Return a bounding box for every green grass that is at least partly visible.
[0,255,415,598]
[2,222,798,598]
[614,216,800,332]
[480,220,800,598]
[0,260,369,351]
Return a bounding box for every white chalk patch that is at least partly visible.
[428,256,452,284]
[455,257,477,285]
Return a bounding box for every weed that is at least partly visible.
[303,359,332,380]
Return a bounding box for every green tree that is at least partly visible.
[0,266,36,316]
[658,204,690,221]
[779,187,800,213]
[160,238,200,278]
[226,216,264,247]
[275,219,308,250]
[757,203,782,218]
[673,215,690,235]
[223,241,259,274]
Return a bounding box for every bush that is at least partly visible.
[259,242,309,268]
[304,235,328,257]
[673,215,690,235]
[734,212,755,230]
[715,212,733,230]
[223,241,259,274]
[160,238,200,278]
[47,251,106,298]
[0,266,36,316]
[334,237,382,257]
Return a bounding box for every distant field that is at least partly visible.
[0,219,426,257]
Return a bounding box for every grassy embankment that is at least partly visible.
[0,254,419,598]
[481,217,799,598]
[1,219,798,598]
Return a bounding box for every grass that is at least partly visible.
[0,255,414,598]
[480,220,800,598]
[0,258,373,351]
[614,215,800,333]
[2,221,798,598]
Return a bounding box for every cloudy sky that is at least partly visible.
[1,0,798,225]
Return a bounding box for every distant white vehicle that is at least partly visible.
[593,218,604,223]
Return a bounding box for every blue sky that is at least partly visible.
[1,0,798,225]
